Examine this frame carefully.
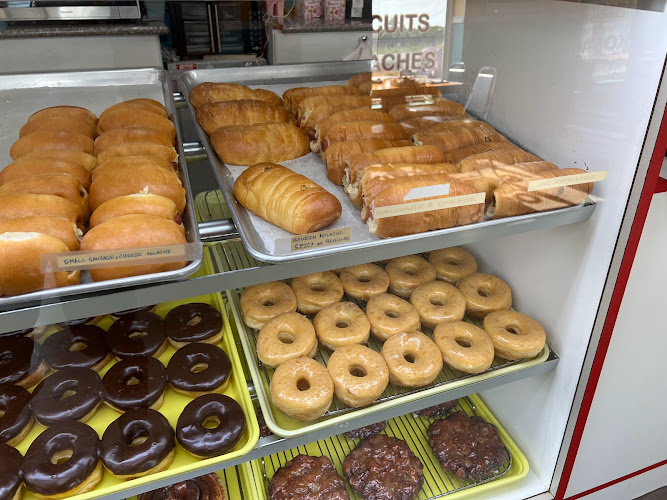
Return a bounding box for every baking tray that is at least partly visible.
[0,68,201,308]
[255,395,529,500]
[178,61,596,264]
[14,253,259,500]
[226,281,550,439]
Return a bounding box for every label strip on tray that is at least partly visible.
[527,170,607,192]
[40,242,203,272]
[288,227,353,252]
[374,191,486,219]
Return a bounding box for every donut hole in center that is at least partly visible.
[403,268,417,276]
[129,435,148,447]
[506,326,521,335]
[478,288,491,298]
[129,331,148,340]
[277,332,295,345]
[191,362,209,374]
[349,365,367,378]
[446,259,459,266]
[260,299,275,307]
[203,416,221,429]
[126,376,142,386]
[58,389,77,401]
[69,342,88,352]
[404,353,416,363]
[296,378,310,391]
[456,338,473,348]
[0,410,5,418]
[186,315,202,327]
[430,298,446,306]
[0,354,14,366]
[310,283,326,292]
[50,449,73,465]
[357,276,371,283]
[384,310,399,319]
[336,320,350,329]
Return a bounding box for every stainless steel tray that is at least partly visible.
[0,68,201,309]
[179,61,596,264]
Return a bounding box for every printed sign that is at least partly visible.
[527,171,607,192]
[290,227,352,252]
[374,192,485,219]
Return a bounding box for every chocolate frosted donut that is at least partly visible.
[138,473,227,500]
[165,303,223,349]
[31,367,103,426]
[269,455,348,500]
[101,408,175,479]
[103,356,168,412]
[106,312,167,359]
[416,399,459,418]
[167,343,232,397]
[0,337,48,388]
[0,444,23,500]
[111,305,157,320]
[176,394,246,458]
[22,421,102,498]
[344,420,387,440]
[57,317,98,328]
[43,325,111,372]
[0,383,33,446]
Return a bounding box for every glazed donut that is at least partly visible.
[256,312,317,368]
[365,293,420,341]
[483,310,546,360]
[102,356,168,412]
[43,325,111,372]
[0,337,48,389]
[0,444,23,500]
[106,311,168,359]
[110,304,157,320]
[290,272,344,315]
[313,302,370,350]
[433,321,495,374]
[457,273,512,319]
[100,408,176,479]
[167,342,232,397]
[22,421,102,499]
[270,357,333,421]
[327,344,389,407]
[0,383,33,446]
[138,473,227,500]
[176,394,246,458]
[30,367,103,426]
[240,282,297,330]
[428,248,478,284]
[381,331,443,387]
[409,281,466,329]
[339,263,389,301]
[385,255,437,298]
[165,303,223,349]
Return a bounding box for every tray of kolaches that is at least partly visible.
[0,268,258,500]
[186,69,596,251]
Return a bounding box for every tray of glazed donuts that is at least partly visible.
[0,272,259,499]
[179,62,596,263]
[257,395,528,500]
[225,246,550,438]
[0,68,201,305]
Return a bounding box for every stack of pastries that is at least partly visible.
[239,247,547,423]
[0,99,189,297]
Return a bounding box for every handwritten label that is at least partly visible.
[41,243,202,272]
[403,183,450,201]
[290,227,352,252]
[374,192,485,219]
[527,171,607,192]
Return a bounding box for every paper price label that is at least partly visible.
[403,183,450,201]
[41,243,203,272]
[374,192,485,219]
[527,171,607,192]
[290,227,352,252]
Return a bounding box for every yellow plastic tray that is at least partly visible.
[17,254,259,500]
[256,394,529,500]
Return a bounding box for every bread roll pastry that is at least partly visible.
[367,176,484,238]
[457,149,542,172]
[400,116,483,135]
[94,128,174,157]
[389,98,466,121]
[79,214,187,282]
[487,167,592,218]
[19,149,97,172]
[324,138,413,185]
[19,116,97,139]
[10,130,94,160]
[297,103,370,138]
[0,173,90,219]
[345,145,446,185]
[189,82,282,108]
[0,158,91,190]
[321,122,409,153]
[283,85,366,114]
[348,72,372,88]
[295,95,372,121]
[211,123,310,165]
[414,127,509,153]
[90,193,180,229]
[414,120,494,137]
[96,155,175,174]
[0,232,81,296]
[443,142,525,164]
[315,109,396,142]
[370,85,441,99]
[100,99,168,120]
[0,193,85,229]
[96,143,178,166]
[97,109,176,144]
[0,216,82,251]
[195,99,289,135]
[28,106,97,128]
[233,163,341,234]
[90,163,185,212]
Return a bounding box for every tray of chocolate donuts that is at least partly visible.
[225,246,550,438]
[256,395,528,500]
[0,259,259,500]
